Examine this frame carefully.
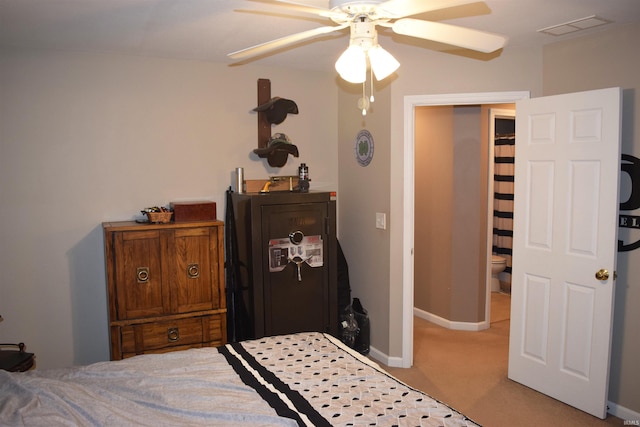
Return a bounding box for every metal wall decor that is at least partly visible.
[355,129,374,167]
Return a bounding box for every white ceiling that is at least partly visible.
[1,0,639,72]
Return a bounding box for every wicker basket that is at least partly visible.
[145,211,173,224]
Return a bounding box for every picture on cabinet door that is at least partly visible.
[268,235,324,272]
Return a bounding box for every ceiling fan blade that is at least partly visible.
[392,18,507,53]
[380,0,477,18]
[228,24,348,59]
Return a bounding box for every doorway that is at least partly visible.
[412,104,517,330]
[400,91,529,368]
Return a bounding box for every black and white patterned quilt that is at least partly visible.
[220,332,481,427]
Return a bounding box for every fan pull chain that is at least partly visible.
[370,67,375,103]
[361,80,367,116]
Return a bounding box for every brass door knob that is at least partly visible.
[595,269,609,281]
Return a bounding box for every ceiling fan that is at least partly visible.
[228,0,508,83]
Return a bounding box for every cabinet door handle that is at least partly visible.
[187,263,199,278]
[167,327,179,342]
[136,267,150,283]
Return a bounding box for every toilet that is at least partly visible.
[491,255,507,292]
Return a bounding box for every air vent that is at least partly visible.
[538,15,611,36]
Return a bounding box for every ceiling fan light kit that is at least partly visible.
[367,45,400,80]
[334,20,400,84]
[335,44,367,83]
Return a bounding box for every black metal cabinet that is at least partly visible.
[231,191,337,339]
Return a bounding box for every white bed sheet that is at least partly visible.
[1,347,294,426]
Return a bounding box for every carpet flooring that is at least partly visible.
[384,293,623,427]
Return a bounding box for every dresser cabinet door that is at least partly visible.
[114,230,170,320]
[170,227,222,313]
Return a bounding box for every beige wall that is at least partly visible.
[542,22,640,416]
[414,106,454,319]
[337,77,392,356]
[450,106,484,322]
[414,105,486,323]
[0,48,338,368]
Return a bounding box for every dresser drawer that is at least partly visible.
[119,314,225,356]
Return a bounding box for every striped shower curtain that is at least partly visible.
[493,134,515,292]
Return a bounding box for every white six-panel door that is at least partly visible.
[508,87,622,418]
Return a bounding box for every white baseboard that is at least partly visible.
[608,401,640,422]
[413,307,489,331]
[368,346,404,368]
[367,346,396,367]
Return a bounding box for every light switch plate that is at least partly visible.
[376,212,386,230]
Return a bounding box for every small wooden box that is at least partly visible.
[170,201,217,222]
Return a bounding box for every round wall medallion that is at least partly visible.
[355,129,374,167]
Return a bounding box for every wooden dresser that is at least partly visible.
[103,220,226,360]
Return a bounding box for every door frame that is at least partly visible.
[401,91,530,367]
[487,108,516,321]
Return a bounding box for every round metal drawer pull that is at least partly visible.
[136,267,149,283]
[187,264,199,278]
[167,327,179,342]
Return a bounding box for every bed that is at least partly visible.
[0,332,479,426]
